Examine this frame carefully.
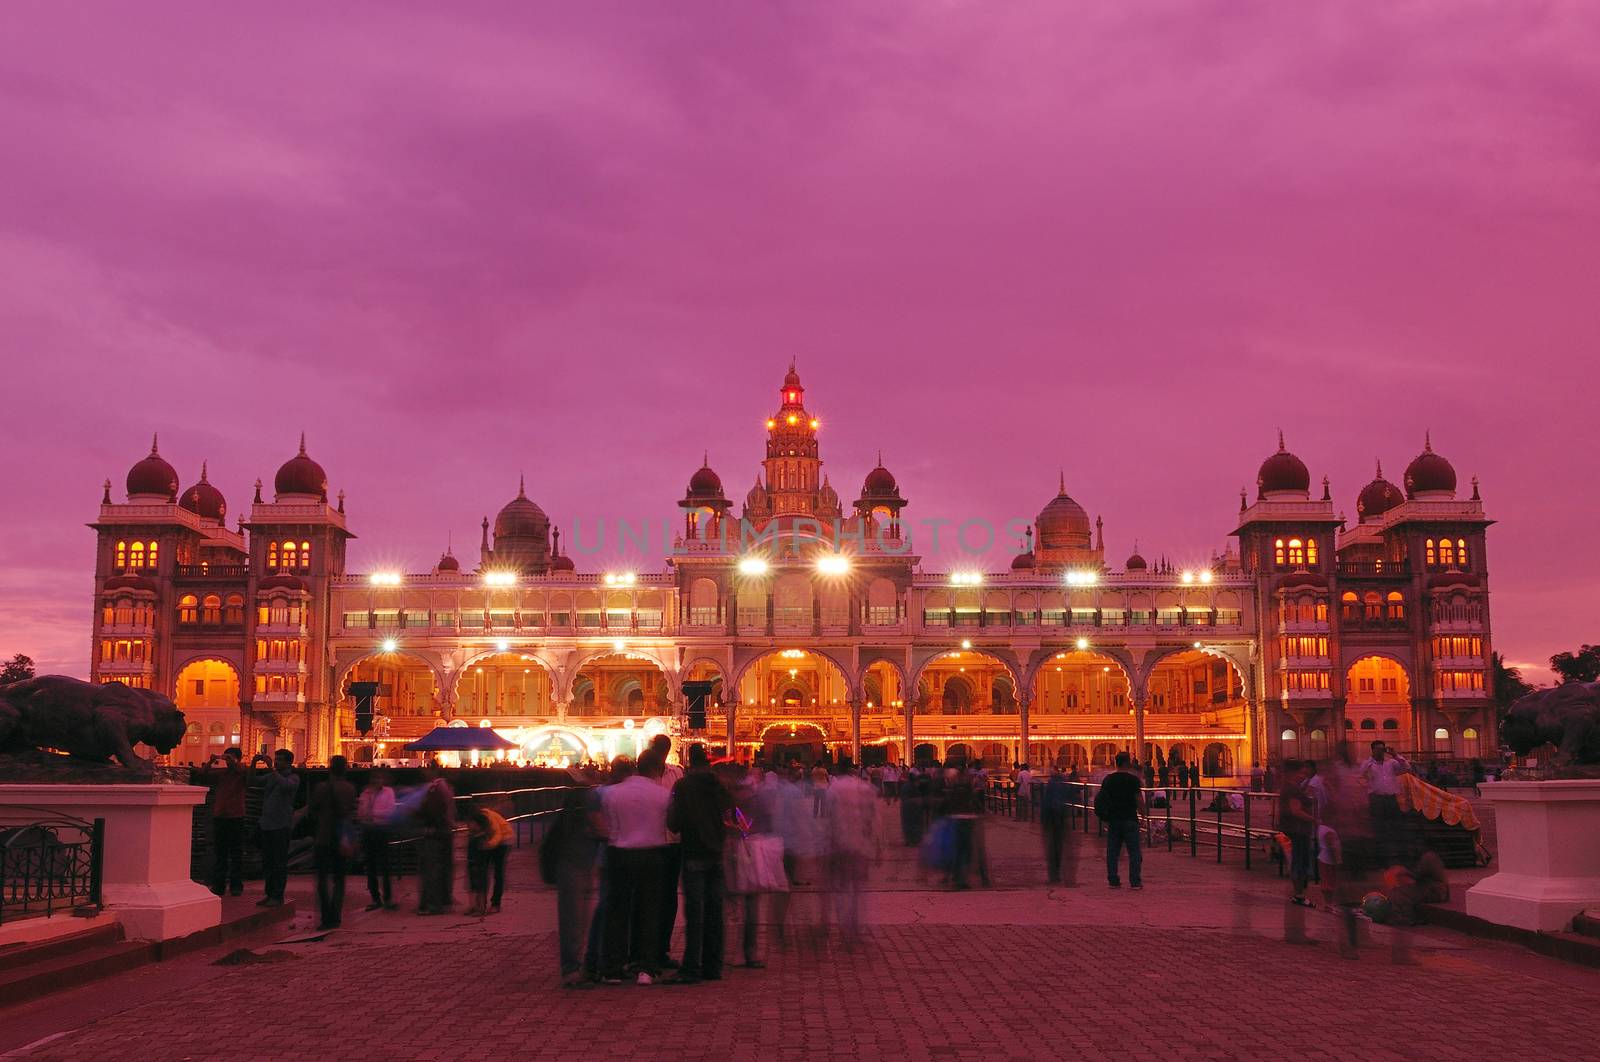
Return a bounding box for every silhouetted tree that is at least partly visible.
[1550,644,1600,685]
[1,653,35,684]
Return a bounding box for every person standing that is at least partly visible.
[357,767,398,911]
[664,745,731,984]
[1094,752,1145,890]
[601,750,674,985]
[252,749,298,908]
[309,755,357,930]
[1360,740,1411,866]
[1277,759,1316,908]
[649,734,684,971]
[823,763,879,949]
[464,805,513,916]
[544,788,603,987]
[203,747,247,897]
[417,761,456,916]
[1014,763,1034,822]
[1041,765,1076,886]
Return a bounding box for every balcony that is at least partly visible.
[1337,560,1410,578]
[175,564,251,579]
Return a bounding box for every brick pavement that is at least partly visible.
[5,806,1598,1062]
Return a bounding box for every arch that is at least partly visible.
[174,659,240,743]
[940,674,974,714]
[1168,741,1198,767]
[1140,644,1250,698]
[1202,742,1233,778]
[516,724,603,766]
[342,650,442,721]
[866,577,898,625]
[978,741,1009,767]
[1057,743,1088,770]
[1090,741,1119,768]
[945,742,973,766]
[688,578,719,624]
[1344,654,1412,741]
[912,742,938,766]
[731,646,858,705]
[1029,648,1134,713]
[909,646,1022,702]
[572,650,672,718]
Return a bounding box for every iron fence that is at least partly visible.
[0,809,104,925]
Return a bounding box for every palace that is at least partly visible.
[88,367,1497,778]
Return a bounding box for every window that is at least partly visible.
[146,541,158,568]
[1306,538,1318,566]
[373,608,400,628]
[1433,727,1450,741]
[342,610,369,629]
[281,541,297,571]
[1456,539,1468,568]
[405,610,429,628]
[1463,727,1481,756]
[1364,592,1382,621]
[1281,728,1296,742]
[129,542,145,569]
[115,541,127,569]
[1287,539,1305,566]
[202,594,222,624]
[1382,719,1399,731]
[1274,539,1285,567]
[267,542,278,568]
[923,609,950,627]
[1341,592,1358,621]
[224,594,244,625]
[1386,592,1405,621]
[179,594,198,624]
[1438,539,1456,567]
[299,541,311,570]
[1315,600,1328,623]
[1425,539,1436,566]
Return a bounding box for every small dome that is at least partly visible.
[274,434,327,499]
[494,476,548,539]
[782,362,802,391]
[258,574,308,592]
[551,552,576,572]
[1257,432,1310,497]
[1404,434,1457,499]
[178,461,226,522]
[126,435,178,501]
[1010,550,1036,570]
[1357,461,1404,522]
[1125,551,1148,571]
[687,456,723,496]
[436,551,460,573]
[862,458,897,496]
[1036,474,1092,550]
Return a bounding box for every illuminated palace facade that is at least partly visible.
[89,368,1497,776]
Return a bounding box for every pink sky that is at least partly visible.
[1,2,1595,682]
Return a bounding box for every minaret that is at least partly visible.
[761,361,823,517]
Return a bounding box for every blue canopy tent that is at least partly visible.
[402,727,520,752]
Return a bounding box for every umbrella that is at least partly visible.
[402,727,520,752]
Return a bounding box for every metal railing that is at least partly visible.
[386,785,582,858]
[0,810,105,925]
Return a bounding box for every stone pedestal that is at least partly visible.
[1466,779,1600,932]
[0,784,220,942]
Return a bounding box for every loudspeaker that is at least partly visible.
[349,680,380,736]
[683,680,714,730]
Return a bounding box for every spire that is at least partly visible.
[1471,475,1480,501]
[337,488,345,513]
[552,526,561,555]
[150,432,160,456]
[1240,487,1247,512]
[297,431,307,456]
[1058,469,1065,494]
[702,450,709,467]
[253,478,263,504]
[1095,514,1104,550]
[1424,429,1433,453]
[1375,458,1383,479]
[1276,428,1285,452]
[102,478,111,504]
[877,449,884,467]
[481,516,490,549]
[199,460,209,482]
[1025,525,1034,550]
[517,473,526,498]
[1321,476,1331,501]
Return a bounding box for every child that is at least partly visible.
[464,804,514,916]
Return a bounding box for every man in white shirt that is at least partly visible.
[1015,764,1035,821]
[600,751,673,984]
[649,734,684,971]
[1359,740,1411,865]
[824,767,880,948]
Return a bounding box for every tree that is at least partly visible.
[1492,652,1536,711]
[0,653,35,684]
[1550,644,1600,685]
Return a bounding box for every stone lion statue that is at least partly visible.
[1502,681,1600,766]
[0,675,188,770]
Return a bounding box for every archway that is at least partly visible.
[917,648,1018,716]
[173,659,240,761]
[945,742,973,766]
[1091,741,1119,768]
[1202,742,1233,779]
[1345,655,1412,751]
[1145,649,1247,715]
[760,720,829,767]
[572,651,671,718]
[1031,649,1132,714]
[1057,744,1088,771]
[456,652,555,720]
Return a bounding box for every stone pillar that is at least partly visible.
[904,704,915,767]
[1133,696,1147,765]
[1018,694,1032,767]
[726,701,737,762]
[850,701,862,766]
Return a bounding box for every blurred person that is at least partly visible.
[1095,752,1145,890]
[1015,762,1034,821]
[1041,765,1076,885]
[665,745,732,984]
[1278,759,1316,907]
[650,735,684,971]
[580,757,634,983]
[824,763,880,948]
[357,766,398,911]
[202,746,247,897]
[811,761,831,816]
[541,789,602,987]
[729,771,769,968]
[1360,740,1412,866]
[251,749,298,908]
[309,755,357,930]
[601,750,673,985]
[464,804,513,916]
[416,760,456,915]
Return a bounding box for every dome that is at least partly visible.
[1125,551,1148,571]
[178,461,226,522]
[1036,474,1092,550]
[274,434,328,499]
[436,551,460,573]
[1010,550,1036,570]
[494,476,549,539]
[551,552,576,572]
[687,456,723,496]
[1257,431,1310,498]
[1356,461,1404,522]
[782,362,802,391]
[862,458,897,496]
[1404,434,1457,499]
[126,435,178,501]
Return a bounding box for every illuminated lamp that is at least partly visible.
[1199,570,1213,584]
[380,638,398,653]
[787,414,798,425]
[816,554,850,576]
[960,639,972,650]
[1181,570,1195,584]
[1076,637,1090,650]
[738,556,769,576]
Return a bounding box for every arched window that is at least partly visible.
[129,542,145,569]
[1425,539,1436,566]
[281,541,297,571]
[1363,592,1382,621]
[1315,599,1328,623]
[224,594,245,625]
[202,594,222,624]
[1463,726,1481,757]
[1306,538,1318,566]
[1456,539,1468,568]
[299,541,311,570]
[1433,726,1450,741]
[1381,718,1399,731]
[1438,539,1456,567]
[146,541,158,568]
[1274,539,1285,567]
[115,541,127,569]
[1385,591,1405,621]
[267,542,278,568]
[1341,591,1358,621]
[179,594,198,624]
[1287,538,1305,566]
[1280,728,1297,742]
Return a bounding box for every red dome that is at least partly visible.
[1404,435,1457,498]
[274,435,327,498]
[494,477,549,539]
[1257,433,1310,497]
[178,461,226,522]
[1036,477,1091,550]
[126,436,178,500]
[550,552,576,572]
[1010,550,1036,570]
[782,363,802,391]
[863,463,897,495]
[1125,551,1148,571]
[436,552,460,572]
[1357,462,1403,521]
[688,462,723,496]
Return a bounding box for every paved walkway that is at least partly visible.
[4,804,1598,1061]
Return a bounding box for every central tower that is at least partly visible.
[749,362,834,519]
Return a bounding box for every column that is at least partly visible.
[1133,694,1147,765]
[904,704,915,767]
[850,700,862,766]
[726,701,737,762]
[1017,694,1032,767]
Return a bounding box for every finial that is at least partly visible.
[552,526,561,554]
[1058,469,1065,494]
[199,460,209,482]
[518,472,526,498]
[150,432,160,455]
[1025,525,1034,549]
[1240,487,1247,511]
[877,449,883,467]
[1321,475,1330,501]
[1471,475,1480,500]
[703,450,709,467]
[102,478,111,504]
[1375,458,1383,479]
[253,478,263,503]
[337,488,345,513]
[297,431,307,456]
[1276,428,1285,452]
[1424,429,1432,452]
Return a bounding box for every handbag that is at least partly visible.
[727,833,789,894]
